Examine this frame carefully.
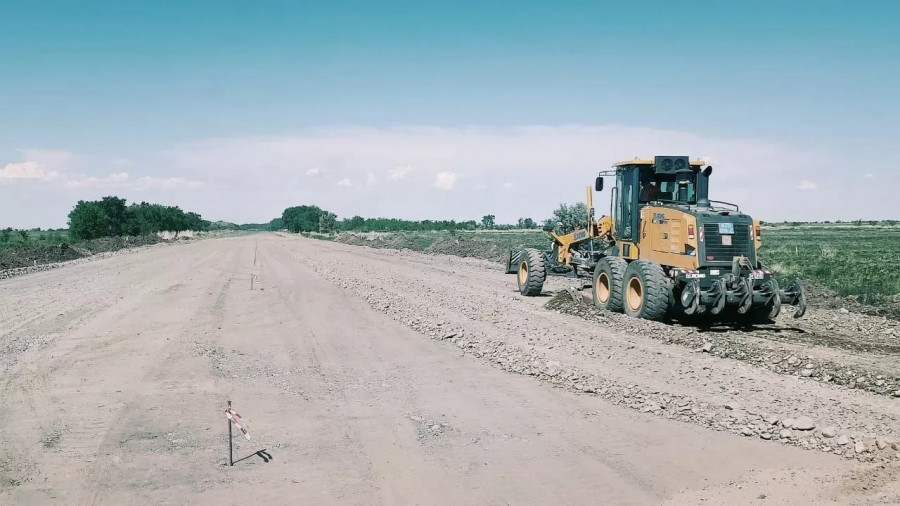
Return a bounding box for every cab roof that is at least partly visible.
[613,157,707,167]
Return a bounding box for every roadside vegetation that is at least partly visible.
[0,228,69,252]
[761,226,900,305]
[67,196,210,240]
[259,202,588,235]
[0,195,218,271]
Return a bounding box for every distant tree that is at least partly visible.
[0,228,11,243]
[68,200,112,240]
[70,197,208,240]
[282,205,326,233]
[481,214,496,229]
[318,211,337,233]
[343,215,365,231]
[97,196,128,236]
[517,217,536,229]
[549,202,589,234]
[17,229,28,241]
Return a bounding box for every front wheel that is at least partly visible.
[592,257,627,312]
[516,248,546,296]
[622,260,669,321]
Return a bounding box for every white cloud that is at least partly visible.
[474,183,488,191]
[305,167,321,177]
[434,171,457,190]
[365,172,377,187]
[0,160,56,180]
[0,150,76,182]
[337,178,352,187]
[140,125,883,223]
[388,165,415,181]
[864,173,875,178]
[136,176,204,190]
[67,172,130,188]
[503,182,516,188]
[796,180,818,191]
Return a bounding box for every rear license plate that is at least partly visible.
[750,272,765,279]
[718,223,734,235]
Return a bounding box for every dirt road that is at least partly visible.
[1,234,897,505]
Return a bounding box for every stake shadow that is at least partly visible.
[233,449,274,465]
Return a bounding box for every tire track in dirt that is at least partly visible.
[76,247,238,505]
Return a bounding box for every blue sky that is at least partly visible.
[1,1,897,227]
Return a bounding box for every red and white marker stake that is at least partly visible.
[226,405,252,441]
[225,400,251,466]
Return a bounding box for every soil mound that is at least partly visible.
[0,235,164,271]
[334,232,415,250]
[424,234,507,262]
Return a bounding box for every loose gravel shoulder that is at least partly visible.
[292,238,900,463]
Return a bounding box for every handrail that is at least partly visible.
[709,200,740,212]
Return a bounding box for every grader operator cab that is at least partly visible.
[507,156,807,322]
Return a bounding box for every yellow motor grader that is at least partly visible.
[507,156,807,322]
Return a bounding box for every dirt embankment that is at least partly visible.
[0,234,208,280]
[333,231,522,263]
[0,235,165,272]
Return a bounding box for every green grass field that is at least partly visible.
[762,226,900,304]
[0,229,69,252]
[331,225,900,305]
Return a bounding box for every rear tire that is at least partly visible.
[516,248,546,296]
[593,257,627,312]
[622,260,669,321]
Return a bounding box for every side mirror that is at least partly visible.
[702,165,713,177]
[595,177,604,192]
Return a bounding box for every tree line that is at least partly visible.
[67,196,210,241]
[264,202,589,234]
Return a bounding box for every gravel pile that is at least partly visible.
[546,292,900,398]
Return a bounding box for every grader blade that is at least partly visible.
[567,286,582,304]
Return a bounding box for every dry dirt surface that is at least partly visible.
[1,233,899,505]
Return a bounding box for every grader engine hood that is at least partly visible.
[692,211,756,267]
[643,205,756,268]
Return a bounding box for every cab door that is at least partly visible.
[616,168,637,241]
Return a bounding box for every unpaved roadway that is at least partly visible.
[1,234,898,505]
